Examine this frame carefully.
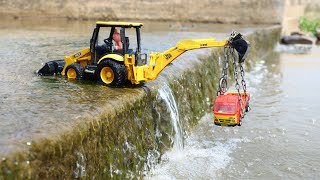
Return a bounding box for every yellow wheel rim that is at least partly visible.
[100,67,114,84]
[67,68,77,79]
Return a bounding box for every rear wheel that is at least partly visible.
[96,60,127,87]
[65,63,84,80]
[238,120,242,126]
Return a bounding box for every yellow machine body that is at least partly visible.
[61,48,91,76]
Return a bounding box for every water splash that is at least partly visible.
[73,151,86,178]
[146,113,253,179]
[157,83,184,150]
[143,149,161,175]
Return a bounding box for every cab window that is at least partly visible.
[214,102,236,114]
[97,27,111,46]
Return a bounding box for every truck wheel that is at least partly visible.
[65,63,84,80]
[96,60,127,87]
[238,120,242,126]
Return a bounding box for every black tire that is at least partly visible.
[65,63,84,80]
[238,120,242,126]
[96,59,127,87]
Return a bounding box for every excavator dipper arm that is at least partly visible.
[145,38,228,80]
[145,33,249,81]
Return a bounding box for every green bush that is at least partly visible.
[299,16,320,36]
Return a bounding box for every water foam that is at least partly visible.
[146,114,246,179]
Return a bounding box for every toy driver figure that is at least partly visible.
[112,28,123,51]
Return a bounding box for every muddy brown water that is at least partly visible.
[0,19,261,155]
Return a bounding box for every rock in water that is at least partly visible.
[280,35,313,45]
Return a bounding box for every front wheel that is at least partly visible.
[65,63,84,80]
[96,60,127,87]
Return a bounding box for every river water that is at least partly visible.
[147,46,320,179]
[0,19,259,155]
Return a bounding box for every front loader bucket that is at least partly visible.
[37,60,65,76]
[230,33,250,63]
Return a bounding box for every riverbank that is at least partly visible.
[0,0,284,24]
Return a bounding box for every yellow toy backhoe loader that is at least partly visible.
[37,21,249,87]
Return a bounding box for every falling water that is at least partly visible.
[157,83,184,150]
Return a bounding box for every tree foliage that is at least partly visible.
[299,16,320,36]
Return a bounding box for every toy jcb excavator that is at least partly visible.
[37,21,249,87]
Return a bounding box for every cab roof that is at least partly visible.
[96,21,143,27]
[215,95,238,104]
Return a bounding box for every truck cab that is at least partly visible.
[213,92,250,126]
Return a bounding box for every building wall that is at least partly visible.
[282,0,320,35]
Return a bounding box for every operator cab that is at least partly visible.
[95,27,129,59]
[90,22,146,66]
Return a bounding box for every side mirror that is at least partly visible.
[230,33,250,63]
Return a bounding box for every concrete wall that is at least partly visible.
[282,0,320,35]
[0,0,284,24]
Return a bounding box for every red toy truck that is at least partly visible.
[213,92,250,126]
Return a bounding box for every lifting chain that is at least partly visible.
[217,31,250,119]
[217,46,232,96]
[230,48,249,119]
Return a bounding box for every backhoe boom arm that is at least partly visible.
[146,38,229,80]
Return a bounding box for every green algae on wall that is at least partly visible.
[0,26,281,179]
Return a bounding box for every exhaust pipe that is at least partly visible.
[37,60,65,76]
[230,33,250,63]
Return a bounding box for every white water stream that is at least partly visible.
[157,83,184,150]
